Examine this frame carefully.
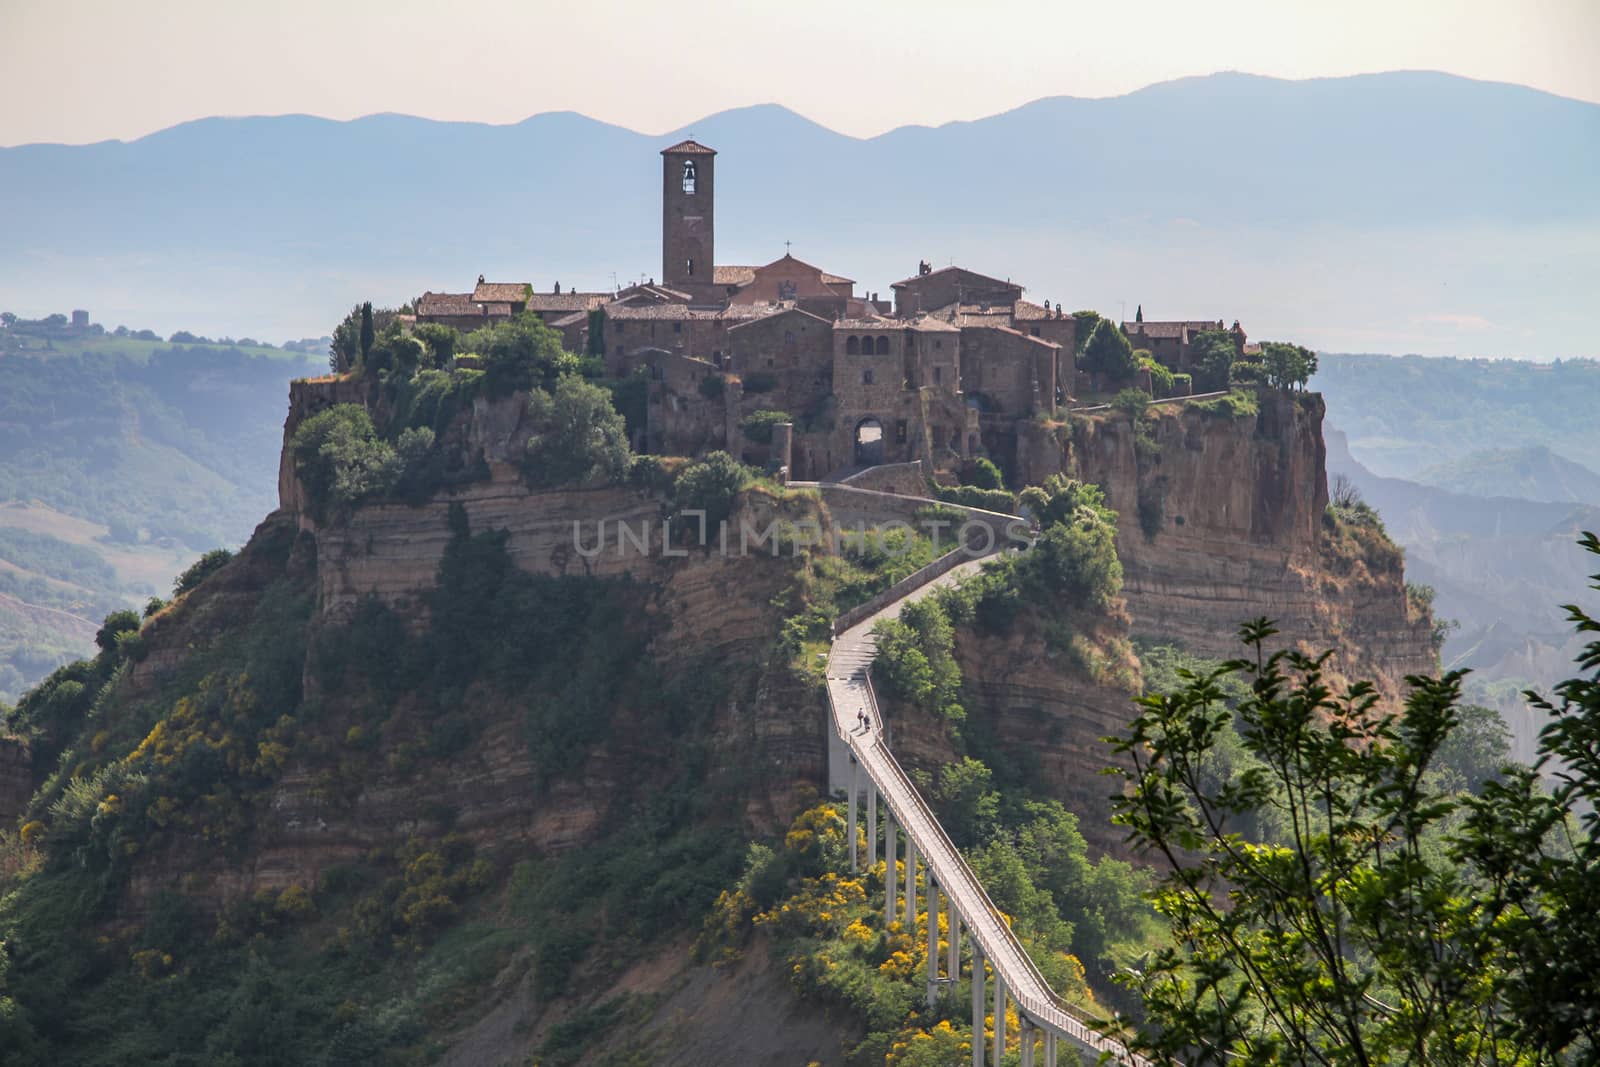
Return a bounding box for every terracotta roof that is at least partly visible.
[524,292,609,313]
[415,292,479,317]
[548,311,588,328]
[604,302,784,323]
[904,317,960,333]
[960,321,1059,347]
[714,265,757,287]
[1122,320,1225,339]
[472,281,530,303]
[1009,300,1056,321]
[662,139,716,155]
[821,272,854,285]
[890,265,1020,290]
[726,306,833,332]
[833,317,898,330]
[616,283,693,303]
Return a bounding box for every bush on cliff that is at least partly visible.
[290,405,400,519]
[459,312,578,398]
[739,409,792,444]
[522,375,632,488]
[671,451,752,533]
[172,547,233,597]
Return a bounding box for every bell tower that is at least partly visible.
[662,140,715,292]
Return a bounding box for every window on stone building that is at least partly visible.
[875,336,890,355]
[682,160,697,193]
[1031,326,1040,337]
[935,340,943,350]
[846,335,860,355]
[862,368,874,385]
[784,330,795,344]
[933,366,942,385]
[615,321,624,332]
[685,258,695,276]
[895,420,907,443]
[673,321,682,333]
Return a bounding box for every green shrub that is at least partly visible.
[698,374,726,400]
[963,456,1005,490]
[1191,388,1259,420]
[933,484,1014,513]
[739,409,793,444]
[1081,319,1138,384]
[173,548,233,597]
[290,405,401,520]
[742,371,777,394]
[522,375,631,488]
[671,452,752,532]
[1111,388,1150,419]
[459,312,578,398]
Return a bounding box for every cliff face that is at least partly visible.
[1017,390,1436,699]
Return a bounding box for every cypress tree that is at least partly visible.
[359,301,375,362]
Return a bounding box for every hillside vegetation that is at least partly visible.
[0,324,322,701]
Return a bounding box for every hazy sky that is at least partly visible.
[4,0,1598,145]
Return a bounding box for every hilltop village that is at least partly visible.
[411,140,1251,481]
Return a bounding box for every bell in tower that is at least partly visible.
[682,160,697,194]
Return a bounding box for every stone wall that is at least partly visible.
[959,325,1050,415]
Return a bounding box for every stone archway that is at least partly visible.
[853,417,885,466]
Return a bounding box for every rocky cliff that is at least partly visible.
[1017,390,1436,698]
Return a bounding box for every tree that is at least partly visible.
[461,312,578,397]
[1071,310,1105,354]
[359,302,375,365]
[1189,329,1239,392]
[289,404,401,518]
[1109,533,1600,1064]
[671,451,751,532]
[1081,319,1138,386]
[522,375,631,487]
[965,456,1005,490]
[1261,341,1318,390]
[173,547,234,596]
[330,304,361,373]
[1136,304,1144,323]
[1112,387,1150,419]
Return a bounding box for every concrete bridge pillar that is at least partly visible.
[1043,1030,1057,1066]
[971,946,985,1067]
[866,787,877,867]
[993,971,1006,1067]
[884,815,897,924]
[847,760,859,872]
[904,837,917,929]
[926,878,940,1007]
[1020,1020,1035,1067]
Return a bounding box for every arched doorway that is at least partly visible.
[854,417,885,466]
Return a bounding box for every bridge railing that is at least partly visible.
[843,672,1136,1060]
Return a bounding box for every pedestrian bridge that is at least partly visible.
[826,536,1149,1067]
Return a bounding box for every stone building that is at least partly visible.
[1121,317,1248,372]
[417,138,1097,480]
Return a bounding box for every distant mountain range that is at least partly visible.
[1416,446,1600,504]
[3,71,1597,356]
